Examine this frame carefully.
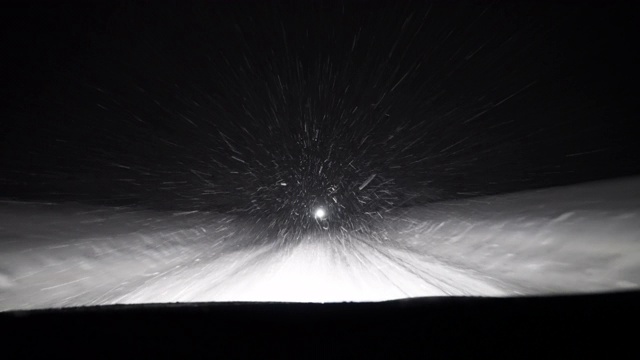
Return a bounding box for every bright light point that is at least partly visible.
[314,207,326,219]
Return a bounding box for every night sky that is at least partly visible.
[1,0,638,238]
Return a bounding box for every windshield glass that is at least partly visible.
[1,0,638,311]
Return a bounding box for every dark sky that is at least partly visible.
[1,0,638,231]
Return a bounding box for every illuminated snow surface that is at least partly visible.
[1,177,640,311]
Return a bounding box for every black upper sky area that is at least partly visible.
[0,0,638,217]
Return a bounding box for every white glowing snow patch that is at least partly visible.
[208,240,505,303]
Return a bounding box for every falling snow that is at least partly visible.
[0,1,638,308]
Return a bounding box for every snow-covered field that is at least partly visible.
[1,177,639,311]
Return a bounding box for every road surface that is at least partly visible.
[1,176,639,311]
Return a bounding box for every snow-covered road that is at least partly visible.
[2,177,639,311]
